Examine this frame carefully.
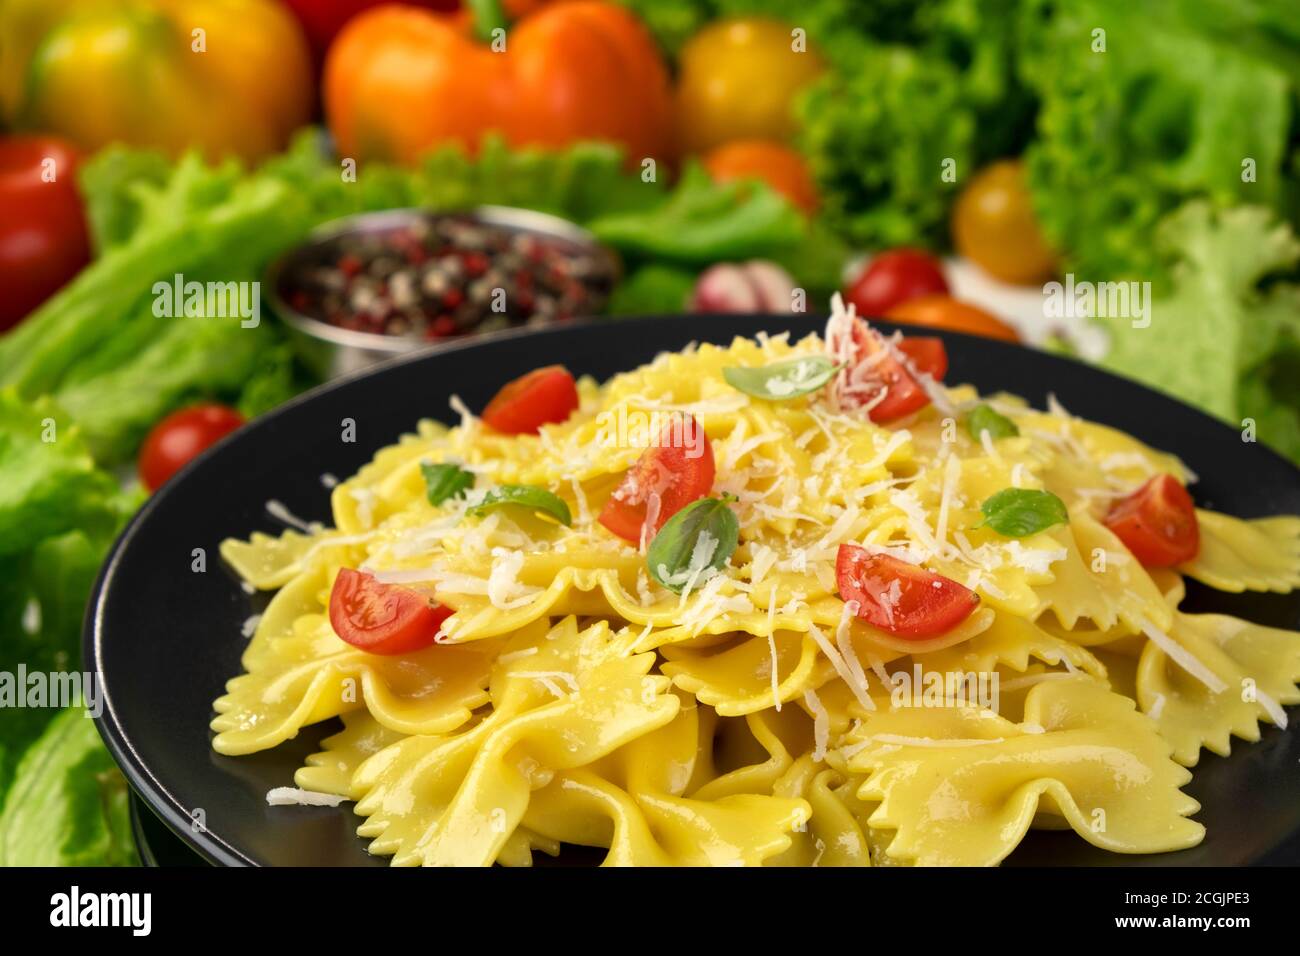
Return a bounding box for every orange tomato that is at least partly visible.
[702,140,817,213]
[952,160,1057,285]
[675,17,825,155]
[325,2,672,166]
[885,295,1020,343]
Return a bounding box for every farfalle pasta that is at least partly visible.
[213,299,1300,866]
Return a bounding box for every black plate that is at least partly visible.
[86,315,1300,866]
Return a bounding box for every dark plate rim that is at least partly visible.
[85,313,1300,867]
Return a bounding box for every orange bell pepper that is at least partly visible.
[0,0,313,162]
[324,1,673,166]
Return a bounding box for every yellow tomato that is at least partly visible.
[675,17,825,155]
[951,160,1058,285]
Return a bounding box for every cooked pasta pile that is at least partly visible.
[214,302,1300,866]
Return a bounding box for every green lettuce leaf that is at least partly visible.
[0,708,137,867]
[1099,201,1300,460]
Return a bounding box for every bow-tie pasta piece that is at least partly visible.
[1136,611,1300,766]
[848,679,1203,865]
[1180,511,1300,594]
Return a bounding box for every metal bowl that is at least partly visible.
[264,206,619,379]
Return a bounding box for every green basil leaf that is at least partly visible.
[967,404,1019,441]
[647,496,740,593]
[468,484,571,526]
[421,462,475,506]
[979,488,1068,538]
[723,356,840,400]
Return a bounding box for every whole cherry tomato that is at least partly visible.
[952,160,1057,285]
[844,249,949,317]
[702,140,818,213]
[0,135,90,331]
[138,404,245,491]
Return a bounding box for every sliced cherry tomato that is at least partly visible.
[835,545,979,639]
[897,336,948,381]
[843,248,949,318]
[1103,475,1199,567]
[138,403,245,491]
[329,568,452,655]
[481,365,579,434]
[952,160,1056,286]
[599,415,716,543]
[827,314,930,422]
[885,295,1019,343]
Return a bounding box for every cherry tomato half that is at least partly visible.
[138,403,245,491]
[329,568,452,655]
[827,314,931,422]
[951,160,1056,285]
[1103,475,1199,567]
[481,365,579,435]
[702,139,818,214]
[896,336,948,381]
[836,545,980,639]
[0,135,91,331]
[843,249,949,318]
[599,415,716,544]
[885,295,1019,343]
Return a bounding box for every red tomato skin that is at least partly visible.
[1104,475,1199,567]
[0,136,91,331]
[598,415,716,543]
[828,316,930,422]
[844,249,949,318]
[897,336,948,381]
[138,404,245,491]
[329,568,452,655]
[481,365,579,434]
[835,545,979,639]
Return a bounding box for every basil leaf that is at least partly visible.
[421,462,475,506]
[967,404,1019,441]
[647,496,740,593]
[468,484,571,526]
[979,488,1068,537]
[723,356,840,400]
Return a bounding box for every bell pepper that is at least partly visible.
[324,0,672,167]
[0,0,313,163]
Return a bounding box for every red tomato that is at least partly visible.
[885,295,1019,343]
[481,365,579,434]
[701,140,819,214]
[138,404,245,491]
[0,135,91,331]
[1103,475,1199,566]
[329,568,452,655]
[843,249,949,318]
[599,415,716,543]
[835,545,979,639]
[827,314,930,422]
[896,336,948,381]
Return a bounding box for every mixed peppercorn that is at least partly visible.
[277,215,616,340]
